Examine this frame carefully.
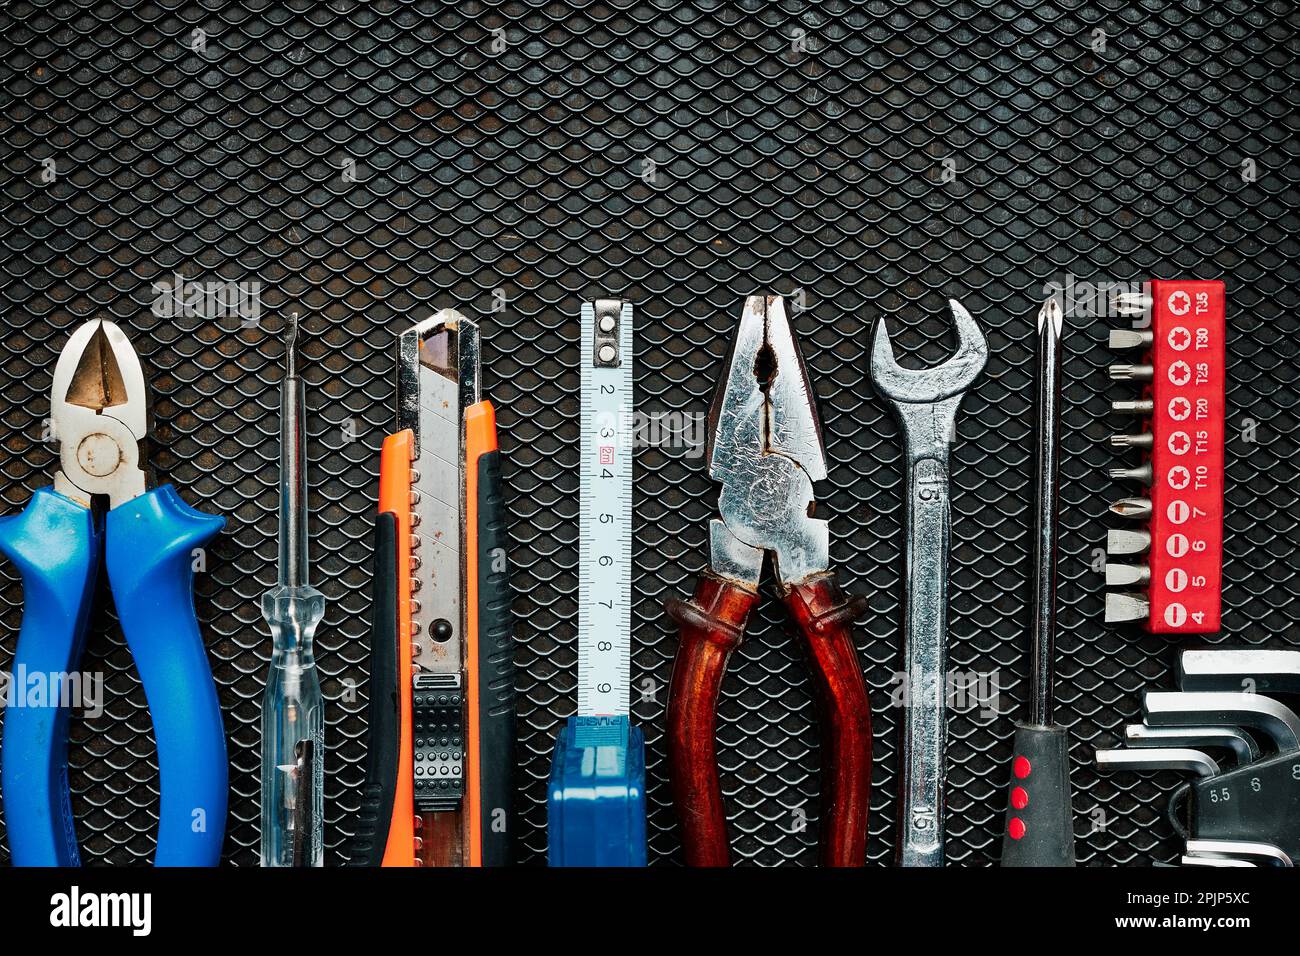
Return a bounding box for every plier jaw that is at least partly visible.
[50,319,149,509]
[705,295,829,589]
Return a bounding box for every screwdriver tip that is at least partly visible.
[1109,433,1154,450]
[285,312,299,377]
[1108,363,1154,382]
[1109,329,1153,349]
[1109,497,1153,519]
[1105,562,1150,587]
[1107,528,1152,555]
[1112,292,1152,318]
[1037,297,1063,337]
[1111,399,1155,415]
[1105,592,1150,624]
[1108,463,1153,483]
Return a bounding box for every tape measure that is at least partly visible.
[576,298,633,735]
[547,298,646,867]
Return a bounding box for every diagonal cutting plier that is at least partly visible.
[0,319,227,866]
[665,295,872,866]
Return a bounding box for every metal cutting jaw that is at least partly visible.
[706,295,829,588]
[50,319,148,508]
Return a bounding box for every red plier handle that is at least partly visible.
[665,571,872,866]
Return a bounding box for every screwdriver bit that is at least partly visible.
[1108,463,1153,483]
[1106,563,1150,587]
[1105,592,1149,624]
[1110,433,1154,450]
[1112,292,1153,317]
[1111,399,1154,415]
[1109,497,1153,519]
[1108,363,1154,381]
[1107,528,1151,555]
[1109,329,1154,349]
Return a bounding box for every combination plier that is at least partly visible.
[665,295,872,866]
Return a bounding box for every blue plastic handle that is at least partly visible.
[547,716,647,867]
[0,487,99,866]
[105,485,227,867]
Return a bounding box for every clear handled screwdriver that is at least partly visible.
[260,313,325,867]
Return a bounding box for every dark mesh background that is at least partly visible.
[0,0,1296,866]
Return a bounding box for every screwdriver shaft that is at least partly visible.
[1030,299,1062,726]
[281,313,308,589]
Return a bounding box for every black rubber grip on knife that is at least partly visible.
[345,511,400,867]
[1000,722,1077,867]
[476,448,516,867]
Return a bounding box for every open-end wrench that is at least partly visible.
[871,299,987,867]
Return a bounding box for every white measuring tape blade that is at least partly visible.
[577,299,633,730]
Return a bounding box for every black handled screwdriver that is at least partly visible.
[1000,296,1077,867]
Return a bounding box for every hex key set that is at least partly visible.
[0,2,1297,868]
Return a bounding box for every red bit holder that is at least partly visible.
[1105,279,1225,634]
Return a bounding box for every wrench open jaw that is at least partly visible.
[870,300,988,407]
[665,294,871,867]
[870,297,987,868]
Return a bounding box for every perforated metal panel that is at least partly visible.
[1,0,1297,866]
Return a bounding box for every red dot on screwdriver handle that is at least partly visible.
[1013,755,1031,779]
[1008,817,1026,841]
[1011,786,1029,810]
